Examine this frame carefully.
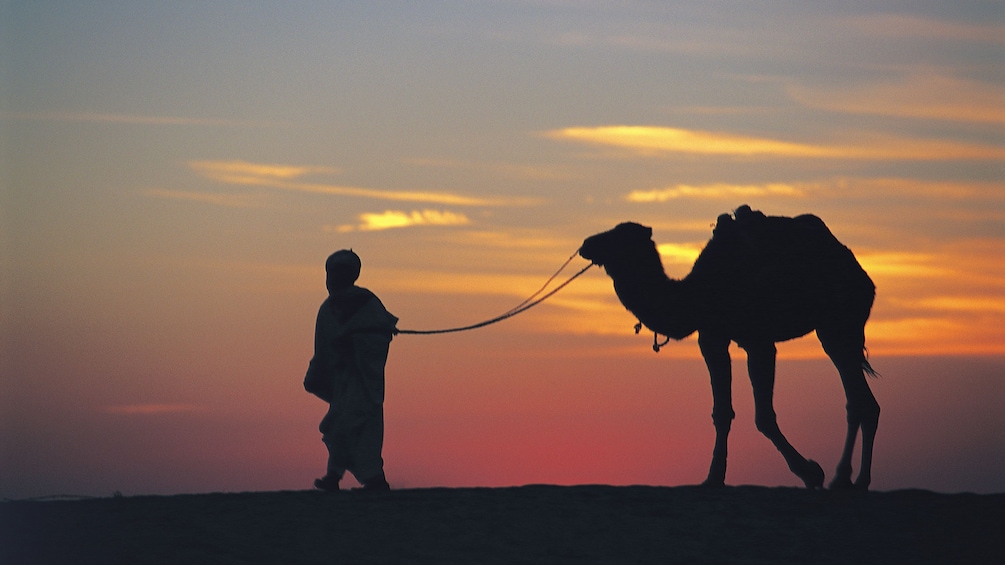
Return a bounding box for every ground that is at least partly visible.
[3,485,1002,564]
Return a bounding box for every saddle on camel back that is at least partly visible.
[686,205,874,341]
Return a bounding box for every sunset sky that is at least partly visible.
[2,1,1003,498]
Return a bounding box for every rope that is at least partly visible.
[397,252,594,335]
[498,250,581,317]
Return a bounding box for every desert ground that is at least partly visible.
[3,485,1002,564]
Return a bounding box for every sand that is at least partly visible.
[3,485,1002,564]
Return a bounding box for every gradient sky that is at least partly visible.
[2,1,1003,498]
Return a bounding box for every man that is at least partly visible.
[304,249,398,492]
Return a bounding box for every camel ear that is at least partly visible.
[629,223,653,239]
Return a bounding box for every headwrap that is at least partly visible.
[326,249,362,291]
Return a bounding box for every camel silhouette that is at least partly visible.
[580,205,879,489]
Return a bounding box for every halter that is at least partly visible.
[635,322,672,353]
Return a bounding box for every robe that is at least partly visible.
[305,286,398,482]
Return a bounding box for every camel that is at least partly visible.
[579,205,879,489]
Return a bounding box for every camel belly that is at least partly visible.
[696,288,851,346]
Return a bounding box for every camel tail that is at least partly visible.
[862,349,880,378]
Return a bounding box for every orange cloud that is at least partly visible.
[189,160,538,206]
[832,178,1005,201]
[548,126,833,157]
[632,178,1005,204]
[333,209,472,232]
[855,252,950,279]
[628,183,804,202]
[189,160,339,183]
[912,296,1005,315]
[788,73,1005,125]
[865,317,1005,356]
[860,238,1005,356]
[547,126,1005,160]
[656,243,703,266]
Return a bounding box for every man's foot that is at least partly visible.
[314,475,341,493]
[357,475,390,492]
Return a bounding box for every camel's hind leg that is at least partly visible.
[744,343,825,489]
[820,332,880,490]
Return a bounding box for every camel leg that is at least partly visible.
[821,336,880,490]
[745,343,825,489]
[837,362,880,489]
[698,334,734,487]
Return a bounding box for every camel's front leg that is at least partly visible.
[699,334,733,487]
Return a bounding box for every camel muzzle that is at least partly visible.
[578,245,602,266]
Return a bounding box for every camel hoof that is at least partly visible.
[828,477,855,490]
[700,478,726,488]
[799,460,825,489]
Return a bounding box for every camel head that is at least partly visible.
[580,222,660,276]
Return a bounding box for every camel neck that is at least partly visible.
[612,267,697,340]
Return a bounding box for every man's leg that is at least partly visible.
[352,406,388,490]
[316,409,348,492]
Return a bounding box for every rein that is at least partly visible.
[396,251,595,335]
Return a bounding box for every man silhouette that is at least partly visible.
[305,249,398,492]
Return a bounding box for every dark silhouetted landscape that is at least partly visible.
[3,485,1002,564]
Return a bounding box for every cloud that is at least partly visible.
[788,73,1005,125]
[404,157,574,181]
[333,209,471,232]
[190,160,537,206]
[662,105,784,116]
[548,126,833,157]
[1,111,283,127]
[831,178,1005,201]
[143,188,268,208]
[628,183,804,202]
[102,404,206,415]
[189,160,340,183]
[855,252,950,278]
[656,243,703,265]
[857,237,1005,356]
[915,296,1005,315]
[866,310,1005,356]
[627,177,1005,206]
[546,126,1005,160]
[847,14,1005,45]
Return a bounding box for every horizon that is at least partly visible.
[2,1,1004,499]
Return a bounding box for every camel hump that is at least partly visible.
[793,212,828,231]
